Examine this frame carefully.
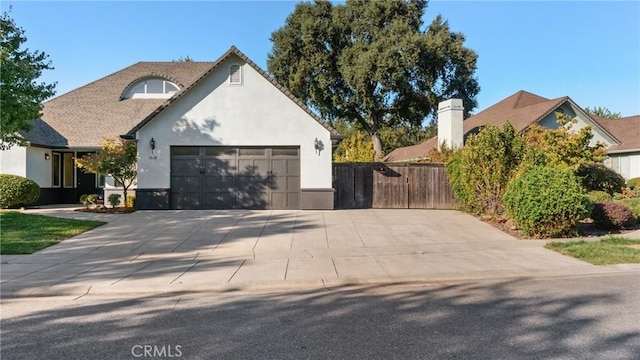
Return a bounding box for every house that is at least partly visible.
[383,90,640,180]
[0,46,341,210]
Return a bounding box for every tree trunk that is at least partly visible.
[372,133,383,161]
[370,115,383,161]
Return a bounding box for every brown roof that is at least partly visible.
[126,46,342,140]
[28,62,214,147]
[384,90,566,162]
[23,46,341,148]
[591,114,640,152]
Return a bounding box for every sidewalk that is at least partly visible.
[2,207,638,298]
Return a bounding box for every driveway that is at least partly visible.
[1,208,629,297]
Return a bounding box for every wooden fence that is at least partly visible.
[332,162,456,209]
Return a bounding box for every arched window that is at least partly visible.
[122,78,180,99]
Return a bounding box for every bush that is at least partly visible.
[108,194,121,208]
[628,177,640,190]
[87,194,98,205]
[80,194,91,208]
[0,174,40,208]
[504,166,590,238]
[591,202,636,230]
[575,163,626,195]
[126,195,135,208]
[615,198,640,222]
[587,190,612,203]
[446,123,527,215]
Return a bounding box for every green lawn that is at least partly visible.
[545,236,640,265]
[0,211,105,255]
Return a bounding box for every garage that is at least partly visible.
[170,146,300,210]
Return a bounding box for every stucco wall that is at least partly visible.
[0,146,27,177]
[136,54,333,190]
[26,147,52,187]
[537,104,615,146]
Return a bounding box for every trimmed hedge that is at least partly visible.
[575,163,626,195]
[0,174,40,208]
[615,198,640,222]
[587,190,613,203]
[591,202,636,230]
[628,177,640,190]
[504,166,590,238]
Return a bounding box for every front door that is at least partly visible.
[76,152,98,202]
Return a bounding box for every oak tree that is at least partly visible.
[268,0,479,159]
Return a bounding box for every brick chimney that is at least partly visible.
[437,99,464,150]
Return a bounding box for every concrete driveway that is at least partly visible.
[1,208,630,297]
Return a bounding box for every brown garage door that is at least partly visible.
[171,146,300,210]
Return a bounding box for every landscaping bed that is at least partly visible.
[75,206,136,214]
[479,215,639,240]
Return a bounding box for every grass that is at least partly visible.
[545,236,640,265]
[0,211,105,255]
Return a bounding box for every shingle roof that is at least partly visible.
[384,90,566,162]
[19,118,68,147]
[22,45,341,148]
[125,46,343,140]
[23,62,214,147]
[591,114,640,152]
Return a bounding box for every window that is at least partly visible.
[52,153,61,187]
[172,147,199,156]
[271,148,299,157]
[229,64,242,84]
[122,77,180,99]
[63,153,74,188]
[97,175,105,188]
[239,148,265,156]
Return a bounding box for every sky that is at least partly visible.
[4,1,640,117]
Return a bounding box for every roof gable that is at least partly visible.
[125,46,342,140]
[383,90,624,162]
[27,61,214,147]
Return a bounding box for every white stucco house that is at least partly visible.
[0,46,342,209]
[384,90,640,181]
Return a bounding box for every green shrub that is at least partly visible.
[79,194,91,208]
[87,194,98,205]
[591,202,636,230]
[627,177,640,190]
[504,166,590,238]
[108,194,121,208]
[446,123,527,215]
[575,163,626,195]
[126,195,135,208]
[0,174,40,208]
[616,198,640,222]
[587,190,612,203]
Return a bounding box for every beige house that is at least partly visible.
[384,90,640,180]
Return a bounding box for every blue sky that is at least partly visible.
[4,1,640,116]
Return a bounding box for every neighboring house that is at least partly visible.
[0,46,341,210]
[383,90,639,180]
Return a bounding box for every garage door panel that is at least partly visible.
[171,160,186,175]
[203,193,236,209]
[171,146,299,210]
[204,158,235,176]
[185,176,202,192]
[287,176,301,191]
[287,159,300,175]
